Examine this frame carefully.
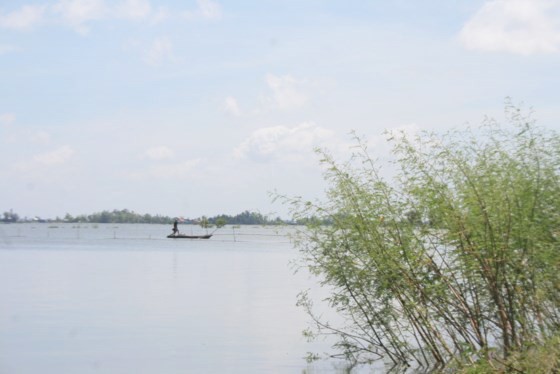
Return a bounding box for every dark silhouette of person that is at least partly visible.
[172,219,179,236]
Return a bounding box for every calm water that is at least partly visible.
[0,223,365,374]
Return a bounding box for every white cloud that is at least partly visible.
[228,74,309,115]
[0,5,46,31]
[144,146,173,160]
[233,122,335,164]
[116,0,151,20]
[264,74,307,110]
[197,0,222,19]
[49,0,157,33]
[1,0,223,34]
[53,0,152,25]
[460,0,560,54]
[52,0,107,34]
[183,0,222,20]
[15,145,76,173]
[224,96,242,116]
[0,113,16,125]
[33,145,75,166]
[143,36,174,66]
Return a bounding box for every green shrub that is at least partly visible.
[282,103,560,370]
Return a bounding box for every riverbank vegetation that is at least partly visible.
[3,209,294,226]
[281,104,560,372]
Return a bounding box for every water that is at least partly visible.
[0,223,360,374]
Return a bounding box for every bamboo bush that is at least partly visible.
[282,104,560,370]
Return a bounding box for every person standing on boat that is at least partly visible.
[172,219,179,236]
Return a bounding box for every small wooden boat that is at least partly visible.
[167,234,212,239]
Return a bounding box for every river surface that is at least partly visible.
[0,223,375,373]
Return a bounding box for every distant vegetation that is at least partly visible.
[207,211,285,225]
[61,209,172,224]
[1,210,19,223]
[1,209,317,225]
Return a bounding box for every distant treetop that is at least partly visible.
[3,209,326,225]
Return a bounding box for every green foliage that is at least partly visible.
[62,209,174,224]
[58,210,285,225]
[199,216,210,229]
[15,209,313,225]
[454,334,560,373]
[214,217,227,228]
[282,104,560,370]
[2,210,19,222]
[207,210,285,225]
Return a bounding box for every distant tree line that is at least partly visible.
[2,209,327,225]
[2,210,19,223]
[60,209,286,225]
[60,209,174,224]
[207,210,285,225]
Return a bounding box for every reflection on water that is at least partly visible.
[0,224,374,373]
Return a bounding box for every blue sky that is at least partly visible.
[1,0,560,219]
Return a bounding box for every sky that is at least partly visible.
[1,0,560,220]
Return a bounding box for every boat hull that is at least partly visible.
[167,234,212,239]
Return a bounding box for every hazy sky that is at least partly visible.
[1,0,560,219]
